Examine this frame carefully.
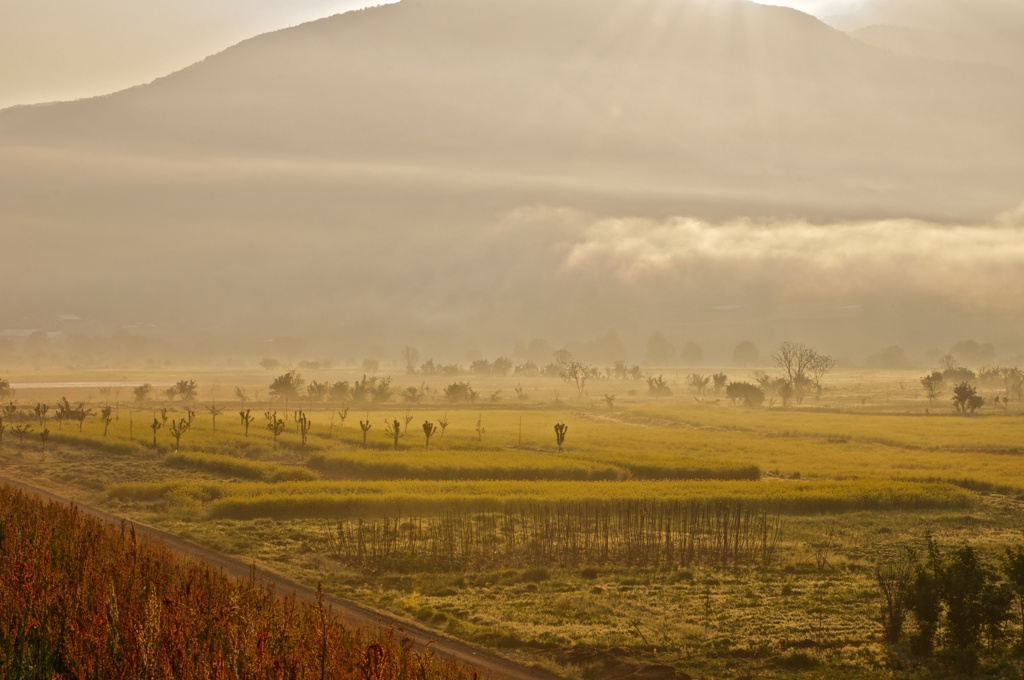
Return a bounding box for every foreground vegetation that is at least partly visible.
[2,363,1024,678]
[0,485,476,679]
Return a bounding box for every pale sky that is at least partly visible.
[0,1,383,109]
[0,0,856,110]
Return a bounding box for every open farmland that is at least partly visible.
[1,367,1023,678]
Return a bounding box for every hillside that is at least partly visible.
[2,0,1023,357]
[833,0,1024,76]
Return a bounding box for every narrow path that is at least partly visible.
[0,475,560,680]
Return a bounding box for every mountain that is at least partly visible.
[2,0,1023,359]
[830,0,1024,77]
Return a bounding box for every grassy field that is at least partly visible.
[1,366,1023,678]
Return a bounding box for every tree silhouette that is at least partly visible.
[554,422,567,452]
[239,409,255,437]
[12,423,32,447]
[560,361,590,398]
[266,411,286,444]
[168,417,190,451]
[422,420,437,450]
[384,419,401,450]
[921,371,944,404]
[297,410,312,447]
[99,406,114,436]
[207,402,224,432]
[150,417,162,446]
[33,403,48,428]
[951,382,984,414]
[175,379,199,403]
[133,383,152,402]
[269,371,303,402]
[359,418,372,448]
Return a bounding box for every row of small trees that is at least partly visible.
[921,366,1024,414]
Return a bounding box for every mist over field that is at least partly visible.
[2,0,1023,364]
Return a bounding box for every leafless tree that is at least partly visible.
[560,361,591,398]
[422,421,437,450]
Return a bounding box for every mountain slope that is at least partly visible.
[831,0,1024,76]
[2,0,1023,356]
[2,0,1021,211]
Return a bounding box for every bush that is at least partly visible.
[725,381,765,407]
[444,381,478,403]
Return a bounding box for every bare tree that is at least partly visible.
[239,409,255,437]
[403,346,420,374]
[297,410,312,447]
[33,403,48,427]
[422,420,437,450]
[554,422,568,452]
[560,360,591,398]
[809,354,836,394]
[150,417,162,446]
[12,423,32,447]
[773,341,834,402]
[359,418,372,448]
[99,405,115,436]
[266,411,287,443]
[687,373,711,395]
[648,376,672,397]
[384,419,401,450]
[168,417,190,451]
[207,402,224,432]
[773,341,816,386]
[438,413,449,439]
[329,406,349,438]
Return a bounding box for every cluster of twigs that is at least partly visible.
[329,500,783,573]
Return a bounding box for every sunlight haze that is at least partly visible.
[3,2,1024,676]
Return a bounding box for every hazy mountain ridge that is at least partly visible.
[2,0,1023,359]
[3,0,1020,183]
[831,0,1024,75]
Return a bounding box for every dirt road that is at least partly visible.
[0,476,559,680]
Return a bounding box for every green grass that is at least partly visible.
[105,478,973,519]
[164,451,318,482]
